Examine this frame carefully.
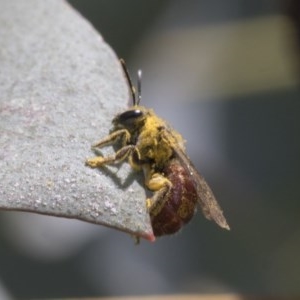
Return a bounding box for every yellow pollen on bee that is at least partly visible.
[86,156,105,168]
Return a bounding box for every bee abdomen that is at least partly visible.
[151,160,198,236]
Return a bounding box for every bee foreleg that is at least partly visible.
[145,172,172,216]
[91,129,130,149]
[86,145,141,168]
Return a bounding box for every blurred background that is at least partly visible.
[0,0,300,298]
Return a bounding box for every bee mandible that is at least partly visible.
[86,59,230,238]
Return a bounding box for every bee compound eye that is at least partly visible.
[118,109,144,123]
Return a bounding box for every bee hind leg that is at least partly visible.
[145,172,172,216]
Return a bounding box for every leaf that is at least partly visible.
[0,0,154,242]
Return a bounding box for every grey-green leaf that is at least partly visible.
[0,0,154,242]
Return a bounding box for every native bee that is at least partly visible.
[86,59,229,238]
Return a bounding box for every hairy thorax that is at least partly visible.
[136,109,185,169]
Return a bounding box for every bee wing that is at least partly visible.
[162,128,230,230]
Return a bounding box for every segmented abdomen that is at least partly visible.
[150,159,198,236]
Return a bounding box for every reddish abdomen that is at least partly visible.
[150,160,198,236]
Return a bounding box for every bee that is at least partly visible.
[86,59,229,238]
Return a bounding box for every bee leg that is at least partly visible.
[132,235,140,245]
[145,171,172,216]
[91,129,130,149]
[86,145,141,168]
[86,129,132,168]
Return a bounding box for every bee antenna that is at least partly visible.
[137,69,142,105]
[120,58,137,106]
